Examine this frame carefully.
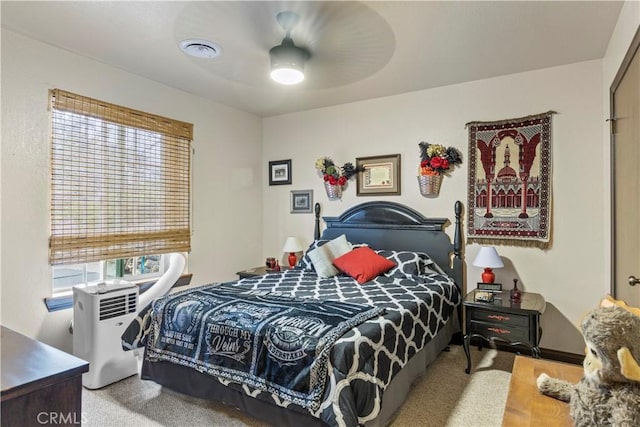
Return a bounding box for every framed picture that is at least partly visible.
[269,159,292,185]
[290,190,313,214]
[477,282,503,292]
[356,154,401,196]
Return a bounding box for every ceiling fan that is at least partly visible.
[269,11,310,85]
[174,1,394,90]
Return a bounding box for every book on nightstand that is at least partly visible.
[474,291,495,302]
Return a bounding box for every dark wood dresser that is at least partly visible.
[1,326,89,426]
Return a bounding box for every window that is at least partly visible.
[52,261,102,292]
[49,89,192,289]
[52,255,169,293]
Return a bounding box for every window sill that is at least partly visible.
[44,273,193,312]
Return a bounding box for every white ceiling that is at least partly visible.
[1,1,623,117]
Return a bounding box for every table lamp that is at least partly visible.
[282,236,304,268]
[472,246,504,284]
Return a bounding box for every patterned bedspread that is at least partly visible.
[131,284,384,410]
[123,269,460,427]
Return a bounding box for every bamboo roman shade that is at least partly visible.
[49,89,192,265]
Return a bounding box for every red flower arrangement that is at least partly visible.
[315,157,363,186]
[418,142,463,176]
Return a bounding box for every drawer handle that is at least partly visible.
[488,327,511,335]
[487,315,510,321]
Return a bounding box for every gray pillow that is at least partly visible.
[307,234,353,278]
[307,244,339,278]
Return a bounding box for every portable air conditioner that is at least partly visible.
[72,280,139,389]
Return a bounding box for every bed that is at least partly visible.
[122,201,464,427]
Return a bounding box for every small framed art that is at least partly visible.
[290,190,313,213]
[356,154,401,196]
[477,282,503,292]
[269,159,292,185]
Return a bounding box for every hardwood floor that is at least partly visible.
[502,355,583,426]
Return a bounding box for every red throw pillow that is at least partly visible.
[333,247,397,284]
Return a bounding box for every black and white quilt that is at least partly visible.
[130,284,384,410]
[123,269,460,427]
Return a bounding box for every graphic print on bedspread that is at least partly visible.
[203,302,266,364]
[146,285,385,410]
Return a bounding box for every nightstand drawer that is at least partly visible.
[469,320,530,343]
[470,308,529,327]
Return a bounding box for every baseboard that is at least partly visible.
[538,347,583,365]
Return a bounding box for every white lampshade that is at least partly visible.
[472,246,504,269]
[282,236,304,253]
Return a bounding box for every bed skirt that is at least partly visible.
[140,311,460,427]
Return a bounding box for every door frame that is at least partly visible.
[609,26,640,296]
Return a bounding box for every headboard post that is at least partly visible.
[454,200,462,258]
[314,203,321,240]
[451,200,465,292]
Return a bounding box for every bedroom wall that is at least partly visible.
[261,60,607,355]
[0,30,264,352]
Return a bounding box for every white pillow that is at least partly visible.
[308,234,353,278]
[307,244,339,278]
[328,234,352,258]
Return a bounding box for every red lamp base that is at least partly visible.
[481,268,495,284]
[288,252,297,268]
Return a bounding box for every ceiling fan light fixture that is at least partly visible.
[269,12,310,85]
[269,38,309,85]
[270,67,305,85]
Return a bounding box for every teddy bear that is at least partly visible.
[536,303,640,426]
[599,294,640,317]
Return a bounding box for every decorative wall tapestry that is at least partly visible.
[466,111,555,248]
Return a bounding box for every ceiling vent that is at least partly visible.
[179,39,222,59]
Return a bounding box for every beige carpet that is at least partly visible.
[83,345,514,427]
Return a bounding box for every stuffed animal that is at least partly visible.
[536,304,640,427]
[599,294,640,317]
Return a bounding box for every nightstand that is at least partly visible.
[463,289,545,374]
[236,265,290,279]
